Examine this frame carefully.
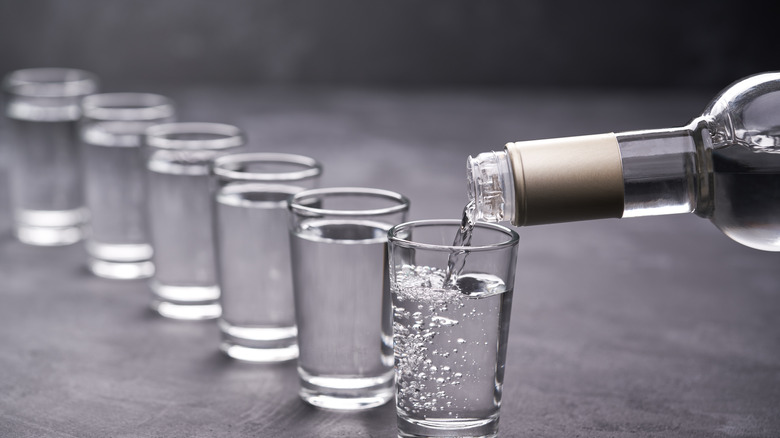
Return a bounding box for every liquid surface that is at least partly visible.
[393,265,512,421]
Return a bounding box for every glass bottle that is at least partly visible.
[467,72,780,251]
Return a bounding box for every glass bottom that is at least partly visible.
[397,414,499,438]
[150,280,221,320]
[14,208,87,246]
[89,259,154,280]
[87,241,154,280]
[219,319,298,362]
[298,367,394,410]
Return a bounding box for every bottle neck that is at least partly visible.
[469,120,714,226]
[617,119,713,219]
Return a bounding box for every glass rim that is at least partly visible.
[212,152,322,182]
[3,67,98,98]
[388,219,519,252]
[289,187,410,217]
[81,93,175,121]
[145,122,245,150]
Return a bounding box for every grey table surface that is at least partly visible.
[0,87,778,438]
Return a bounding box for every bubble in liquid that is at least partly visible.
[432,316,459,326]
[393,265,508,418]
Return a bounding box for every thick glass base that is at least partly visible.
[298,368,394,410]
[221,342,299,362]
[150,281,221,320]
[89,259,154,280]
[87,241,154,280]
[14,208,87,246]
[397,414,499,438]
[219,319,298,362]
[16,225,82,246]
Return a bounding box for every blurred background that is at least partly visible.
[0,0,776,91]
[3,0,778,213]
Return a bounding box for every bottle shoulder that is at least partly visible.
[703,72,780,153]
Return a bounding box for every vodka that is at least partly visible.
[8,118,83,212]
[291,219,395,407]
[6,111,86,245]
[711,144,780,251]
[388,219,518,436]
[393,265,513,436]
[79,93,174,279]
[147,151,220,317]
[3,68,98,246]
[212,152,320,360]
[82,135,148,246]
[468,72,780,251]
[145,122,244,320]
[216,184,300,361]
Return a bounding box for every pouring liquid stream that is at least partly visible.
[442,201,476,287]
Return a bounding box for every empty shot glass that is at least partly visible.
[3,68,99,245]
[213,153,322,362]
[387,220,519,438]
[80,93,176,279]
[145,122,244,320]
[289,187,410,410]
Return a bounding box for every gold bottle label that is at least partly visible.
[506,133,624,226]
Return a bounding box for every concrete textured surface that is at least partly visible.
[0,88,778,437]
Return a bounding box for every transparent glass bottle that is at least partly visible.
[468,72,780,251]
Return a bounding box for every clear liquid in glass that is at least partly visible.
[216,184,300,362]
[393,265,512,437]
[147,151,220,319]
[290,218,395,410]
[82,122,153,278]
[7,106,86,245]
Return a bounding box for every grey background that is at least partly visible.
[1,0,777,90]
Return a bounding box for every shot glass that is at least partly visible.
[289,187,410,410]
[213,153,322,362]
[80,93,176,279]
[145,122,245,320]
[387,220,519,438]
[3,68,98,245]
